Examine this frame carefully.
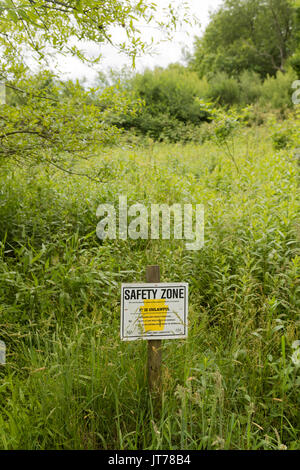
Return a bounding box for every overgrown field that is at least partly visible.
[0,125,299,449]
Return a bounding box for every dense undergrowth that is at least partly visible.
[0,123,299,449]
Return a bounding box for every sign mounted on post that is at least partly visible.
[121,283,188,341]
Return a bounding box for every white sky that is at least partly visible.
[52,0,223,85]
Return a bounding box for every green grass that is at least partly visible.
[0,125,299,449]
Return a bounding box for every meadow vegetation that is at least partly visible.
[0,0,299,451]
[0,121,299,449]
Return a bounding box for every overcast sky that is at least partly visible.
[52,0,223,85]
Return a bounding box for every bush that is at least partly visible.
[238,103,272,126]
[270,108,300,150]
[110,65,214,141]
[207,72,241,107]
[238,70,262,105]
[130,65,211,124]
[106,64,297,143]
[259,69,298,112]
[288,49,300,76]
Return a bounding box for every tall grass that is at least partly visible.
[0,124,299,449]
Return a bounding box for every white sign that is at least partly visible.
[121,283,188,341]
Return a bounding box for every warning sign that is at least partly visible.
[121,283,188,341]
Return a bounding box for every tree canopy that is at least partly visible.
[190,0,300,78]
[0,1,189,171]
[0,0,187,80]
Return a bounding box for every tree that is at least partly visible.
[190,0,298,79]
[0,1,186,79]
[287,0,300,73]
[0,70,141,176]
[0,1,188,172]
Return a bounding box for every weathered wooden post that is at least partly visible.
[120,267,188,416]
[146,265,162,398]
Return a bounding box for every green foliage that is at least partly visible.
[131,66,210,124]
[288,49,300,74]
[116,64,294,125]
[0,71,141,169]
[186,0,299,111]
[259,69,298,112]
[0,2,191,165]
[207,72,241,107]
[238,70,263,105]
[210,108,241,143]
[0,126,299,449]
[0,1,186,79]
[269,107,300,149]
[190,0,298,79]
[104,63,297,143]
[208,106,248,173]
[110,66,213,141]
[197,69,293,110]
[0,0,299,451]
[158,120,210,144]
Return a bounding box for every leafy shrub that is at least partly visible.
[130,66,211,124]
[259,69,298,112]
[270,108,300,150]
[238,103,272,126]
[109,65,214,142]
[132,111,179,141]
[207,71,262,107]
[272,127,294,149]
[159,120,214,144]
[288,49,300,76]
[238,70,263,105]
[207,72,241,107]
[106,64,297,143]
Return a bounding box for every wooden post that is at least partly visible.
[146,265,162,399]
